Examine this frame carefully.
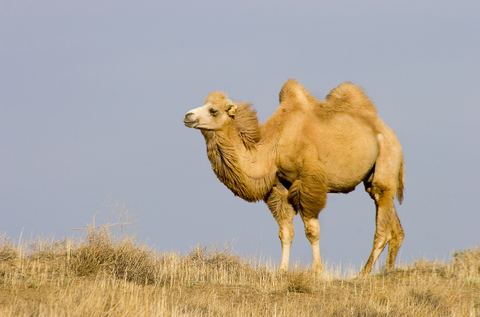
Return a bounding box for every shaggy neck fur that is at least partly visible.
[202,104,277,202]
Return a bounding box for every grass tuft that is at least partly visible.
[69,226,158,284]
[453,247,480,277]
[0,236,17,261]
[284,271,314,293]
[187,246,248,271]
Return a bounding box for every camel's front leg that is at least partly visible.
[264,182,296,271]
[278,219,294,271]
[288,170,327,273]
[299,214,322,272]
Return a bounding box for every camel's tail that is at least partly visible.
[397,156,405,204]
[325,82,377,115]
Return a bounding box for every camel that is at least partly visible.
[183,79,404,275]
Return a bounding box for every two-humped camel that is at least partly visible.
[183,79,404,275]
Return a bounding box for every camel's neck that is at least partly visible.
[202,126,277,202]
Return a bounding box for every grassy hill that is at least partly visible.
[0,227,479,316]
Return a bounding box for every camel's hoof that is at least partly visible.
[357,268,371,278]
[311,264,324,276]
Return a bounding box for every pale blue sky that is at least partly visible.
[1,0,479,268]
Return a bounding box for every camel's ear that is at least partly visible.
[227,104,237,118]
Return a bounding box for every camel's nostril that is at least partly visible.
[184,112,194,121]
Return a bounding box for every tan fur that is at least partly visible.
[325,82,377,116]
[232,103,261,149]
[279,79,318,107]
[185,79,405,275]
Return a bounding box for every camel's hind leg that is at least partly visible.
[361,129,404,276]
[360,189,404,275]
[264,181,296,271]
[385,206,404,270]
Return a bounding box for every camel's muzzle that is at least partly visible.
[183,112,198,128]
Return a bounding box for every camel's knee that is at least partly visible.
[387,207,404,243]
[391,224,404,247]
[376,206,404,257]
[387,228,404,270]
[302,218,320,243]
[278,222,294,245]
[373,232,389,250]
[396,222,405,239]
[394,210,404,234]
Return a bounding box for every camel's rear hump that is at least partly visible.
[325,82,377,115]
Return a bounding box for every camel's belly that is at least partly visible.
[320,151,377,193]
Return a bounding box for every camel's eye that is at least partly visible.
[209,108,218,116]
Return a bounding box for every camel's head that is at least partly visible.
[184,92,238,131]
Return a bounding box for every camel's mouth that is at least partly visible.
[183,119,198,128]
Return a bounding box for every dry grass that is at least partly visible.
[0,228,479,316]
